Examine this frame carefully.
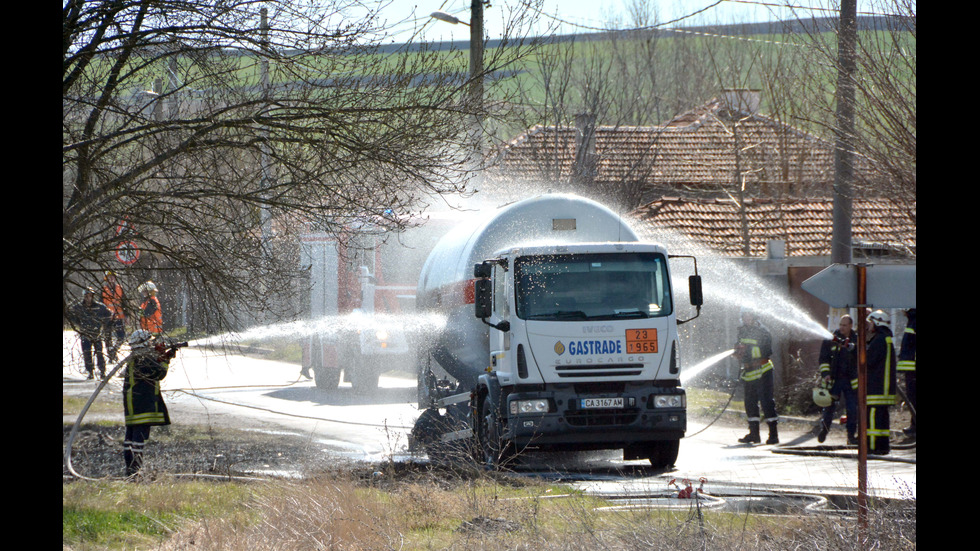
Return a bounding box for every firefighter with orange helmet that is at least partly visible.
[102,271,128,361]
[137,281,163,335]
[865,310,897,455]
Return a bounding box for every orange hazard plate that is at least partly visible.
[626,329,658,354]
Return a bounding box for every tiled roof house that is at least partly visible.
[632,197,916,259]
[487,91,845,204]
[486,91,914,259]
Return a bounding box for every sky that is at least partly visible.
[371,0,898,44]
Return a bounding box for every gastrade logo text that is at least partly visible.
[555,339,623,356]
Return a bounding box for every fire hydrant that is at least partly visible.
[669,477,707,499]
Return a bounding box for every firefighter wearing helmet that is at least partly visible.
[121,329,177,477]
[137,281,163,335]
[733,308,779,445]
[865,310,897,455]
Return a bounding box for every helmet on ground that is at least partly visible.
[867,310,890,327]
[812,387,833,408]
[137,281,158,295]
[128,329,154,349]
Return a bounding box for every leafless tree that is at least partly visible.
[63,0,537,332]
[790,0,916,208]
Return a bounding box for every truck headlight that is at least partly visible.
[510,399,550,415]
[652,395,685,408]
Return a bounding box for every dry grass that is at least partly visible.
[134,470,914,551]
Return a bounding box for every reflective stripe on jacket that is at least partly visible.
[736,323,774,382]
[897,323,916,372]
[866,329,897,406]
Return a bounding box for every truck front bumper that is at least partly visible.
[502,385,686,451]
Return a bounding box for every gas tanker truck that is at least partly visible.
[409,194,703,469]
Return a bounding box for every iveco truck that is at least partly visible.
[409,194,702,469]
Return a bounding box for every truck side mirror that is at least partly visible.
[474,262,492,279]
[689,275,703,307]
[474,279,492,319]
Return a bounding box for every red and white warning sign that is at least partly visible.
[115,240,140,265]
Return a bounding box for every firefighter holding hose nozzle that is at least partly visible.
[733,308,779,445]
[121,330,186,477]
[815,315,859,445]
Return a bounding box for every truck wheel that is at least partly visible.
[646,439,680,469]
[478,396,513,469]
[312,365,341,390]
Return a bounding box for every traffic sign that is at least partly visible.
[802,264,915,308]
[115,240,141,265]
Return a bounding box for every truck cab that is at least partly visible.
[473,242,701,468]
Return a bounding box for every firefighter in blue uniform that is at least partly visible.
[898,308,916,440]
[122,330,177,477]
[817,315,859,444]
[865,310,897,455]
[734,309,779,445]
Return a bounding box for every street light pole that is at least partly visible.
[431,2,485,184]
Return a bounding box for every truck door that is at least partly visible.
[490,263,512,373]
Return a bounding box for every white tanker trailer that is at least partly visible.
[409,194,703,469]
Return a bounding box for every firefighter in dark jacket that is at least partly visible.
[897,308,916,440]
[865,310,897,455]
[734,309,779,445]
[122,329,176,477]
[70,287,112,379]
[817,315,859,444]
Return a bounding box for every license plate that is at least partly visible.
[581,397,624,409]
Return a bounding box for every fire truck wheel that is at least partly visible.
[478,396,513,470]
[312,365,341,390]
[646,439,680,469]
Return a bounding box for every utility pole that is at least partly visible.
[831,0,857,265]
[430,2,485,186]
[259,8,273,249]
[469,0,485,185]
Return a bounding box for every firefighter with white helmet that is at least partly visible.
[865,309,897,455]
[815,314,859,444]
[137,280,163,335]
[121,329,177,477]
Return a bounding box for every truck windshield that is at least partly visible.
[514,253,673,321]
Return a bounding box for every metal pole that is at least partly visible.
[831,0,857,265]
[259,8,272,248]
[856,263,869,537]
[469,0,485,183]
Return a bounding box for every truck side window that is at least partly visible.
[494,265,509,318]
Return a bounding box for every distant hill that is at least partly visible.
[376,15,906,53]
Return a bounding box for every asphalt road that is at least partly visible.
[63,334,915,501]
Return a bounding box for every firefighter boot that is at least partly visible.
[766,421,779,445]
[738,422,761,444]
[817,420,830,443]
